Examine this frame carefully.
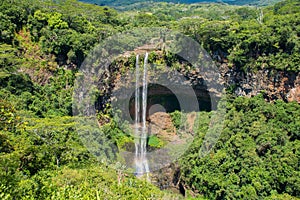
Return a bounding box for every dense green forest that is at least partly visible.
[79,0,282,8]
[0,0,299,199]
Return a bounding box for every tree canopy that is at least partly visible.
[0,0,299,199]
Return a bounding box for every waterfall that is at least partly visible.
[135,55,140,158]
[134,53,149,177]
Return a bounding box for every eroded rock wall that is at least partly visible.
[219,64,300,103]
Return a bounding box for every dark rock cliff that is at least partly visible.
[96,55,300,112]
[218,63,300,103]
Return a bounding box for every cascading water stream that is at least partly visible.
[134,53,149,177]
[135,55,140,158]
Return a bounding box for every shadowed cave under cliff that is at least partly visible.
[129,83,212,120]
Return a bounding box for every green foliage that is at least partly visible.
[0,163,174,199]
[0,0,299,199]
[180,96,300,199]
[274,0,300,14]
[80,0,280,8]
[1,0,299,73]
[0,109,178,199]
[175,0,300,72]
[170,110,187,130]
[0,0,119,67]
[0,100,20,132]
[0,69,74,117]
[148,135,164,148]
[170,110,182,129]
[0,44,21,72]
[0,13,16,44]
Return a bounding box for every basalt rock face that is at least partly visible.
[95,52,299,117]
[219,63,300,103]
[94,55,299,129]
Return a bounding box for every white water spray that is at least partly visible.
[134,53,149,177]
